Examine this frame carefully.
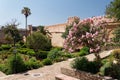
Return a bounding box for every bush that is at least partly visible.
[42,58,52,65]
[62,53,73,58]
[71,57,89,71]
[1,44,11,50]
[0,64,7,74]
[27,50,35,56]
[36,50,48,59]
[111,49,120,60]
[25,57,43,70]
[27,32,52,51]
[79,46,89,56]
[71,57,100,74]
[6,54,26,74]
[0,47,3,51]
[47,48,63,60]
[100,62,120,79]
[17,48,28,54]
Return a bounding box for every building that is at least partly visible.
[45,16,80,47]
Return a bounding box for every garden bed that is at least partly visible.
[59,67,113,80]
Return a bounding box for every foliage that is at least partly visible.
[71,57,100,74]
[25,57,43,70]
[62,25,73,39]
[0,64,7,74]
[21,7,31,18]
[42,58,52,65]
[62,17,80,39]
[2,20,22,43]
[100,62,120,79]
[17,48,28,54]
[64,17,107,53]
[26,49,35,56]
[1,44,11,50]
[27,32,52,51]
[106,0,120,21]
[36,50,48,59]
[79,46,89,56]
[111,49,120,61]
[47,48,63,60]
[112,26,120,43]
[99,62,112,76]
[64,17,108,60]
[6,54,26,74]
[38,25,51,38]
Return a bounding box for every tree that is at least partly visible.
[2,20,22,43]
[27,32,52,51]
[38,25,51,38]
[21,7,31,37]
[106,0,120,21]
[64,16,108,60]
[62,17,80,39]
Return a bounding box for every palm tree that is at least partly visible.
[21,7,31,38]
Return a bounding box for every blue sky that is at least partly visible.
[0,0,112,28]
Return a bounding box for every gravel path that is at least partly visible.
[0,50,113,80]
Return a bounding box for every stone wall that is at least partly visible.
[45,16,80,47]
[45,16,119,47]
[60,67,113,80]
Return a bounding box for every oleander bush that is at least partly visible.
[79,46,90,56]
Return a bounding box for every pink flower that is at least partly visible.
[69,48,74,53]
[90,48,94,53]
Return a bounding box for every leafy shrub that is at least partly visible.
[27,50,35,56]
[100,62,120,79]
[6,54,26,74]
[0,64,7,74]
[0,47,3,51]
[36,50,48,59]
[42,58,52,65]
[54,57,67,62]
[18,41,24,46]
[1,44,11,50]
[71,57,100,74]
[101,59,109,65]
[25,57,43,70]
[17,48,28,54]
[27,32,52,51]
[111,49,120,60]
[22,44,27,48]
[62,53,73,58]
[79,46,89,56]
[72,57,89,71]
[47,48,63,60]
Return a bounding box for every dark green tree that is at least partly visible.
[21,7,31,37]
[106,0,120,21]
[2,20,22,43]
[27,32,52,51]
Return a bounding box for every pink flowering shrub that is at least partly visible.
[64,16,109,55]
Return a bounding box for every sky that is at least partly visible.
[0,0,112,29]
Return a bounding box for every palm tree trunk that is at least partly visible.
[25,16,27,44]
